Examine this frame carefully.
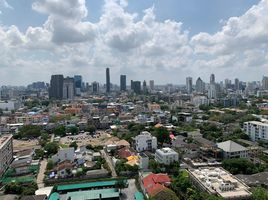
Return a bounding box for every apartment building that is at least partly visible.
[243,121,268,141]
[0,135,13,177]
[189,167,251,199]
[134,131,157,152]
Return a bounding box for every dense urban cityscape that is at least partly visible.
[0,68,268,200]
[1,0,268,200]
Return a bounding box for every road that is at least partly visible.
[121,179,138,200]
[100,150,117,177]
[50,134,55,142]
[37,159,47,188]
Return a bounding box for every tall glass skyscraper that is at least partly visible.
[120,75,126,91]
[106,68,110,93]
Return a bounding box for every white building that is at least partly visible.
[52,147,75,163]
[192,95,209,107]
[155,147,179,165]
[0,100,20,111]
[243,121,268,141]
[208,84,217,99]
[0,135,13,177]
[189,167,251,199]
[134,131,157,152]
[217,140,248,159]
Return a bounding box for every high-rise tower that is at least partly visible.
[49,74,64,99]
[106,68,110,93]
[120,75,126,91]
[186,77,193,94]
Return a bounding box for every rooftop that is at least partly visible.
[157,147,177,154]
[189,167,251,199]
[57,180,117,192]
[66,188,119,200]
[245,121,268,126]
[217,140,248,152]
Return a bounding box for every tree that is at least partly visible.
[85,125,96,134]
[115,179,127,194]
[21,182,37,195]
[34,149,44,159]
[18,125,42,139]
[252,187,268,200]
[70,141,78,150]
[149,159,161,173]
[152,188,180,200]
[154,127,170,144]
[222,158,266,175]
[46,159,55,170]
[53,125,66,137]
[67,126,78,134]
[44,142,59,156]
[4,182,22,194]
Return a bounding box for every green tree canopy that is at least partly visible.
[44,142,59,156]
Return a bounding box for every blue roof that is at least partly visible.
[135,191,144,200]
[49,192,59,200]
[67,188,119,200]
[57,180,117,191]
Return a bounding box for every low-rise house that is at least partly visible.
[117,147,135,159]
[141,173,171,198]
[217,140,248,159]
[54,160,74,179]
[52,147,75,163]
[155,148,179,165]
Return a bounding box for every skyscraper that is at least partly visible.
[262,76,268,90]
[120,75,126,91]
[143,80,147,92]
[132,81,141,94]
[92,81,99,93]
[235,78,240,91]
[196,77,205,93]
[106,68,110,93]
[149,80,154,91]
[131,80,134,90]
[74,75,82,96]
[63,77,74,100]
[186,77,193,94]
[210,74,215,84]
[208,84,217,99]
[49,74,64,99]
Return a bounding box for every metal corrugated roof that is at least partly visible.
[57,180,117,191]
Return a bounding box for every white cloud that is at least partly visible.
[1,0,268,85]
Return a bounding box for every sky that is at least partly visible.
[0,0,267,86]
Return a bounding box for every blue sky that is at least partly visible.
[0,0,267,85]
[1,0,259,34]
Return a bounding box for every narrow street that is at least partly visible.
[121,179,138,200]
[37,159,47,189]
[100,150,117,177]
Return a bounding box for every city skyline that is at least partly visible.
[1,0,268,85]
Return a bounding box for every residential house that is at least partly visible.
[217,140,248,159]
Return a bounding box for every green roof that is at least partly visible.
[135,192,144,200]
[67,188,119,200]
[49,192,59,200]
[57,180,117,191]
